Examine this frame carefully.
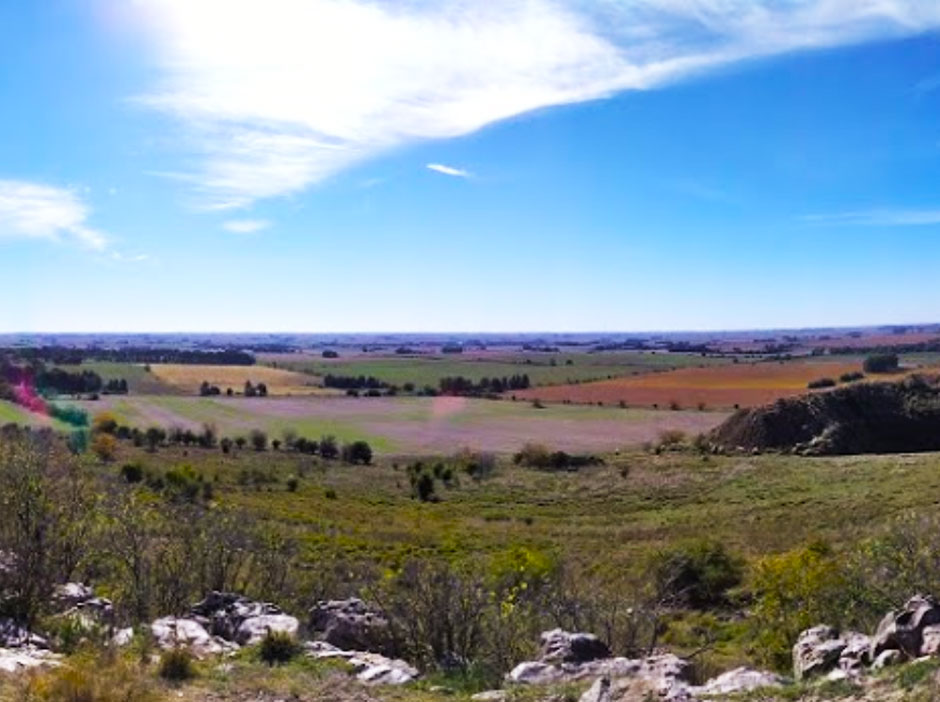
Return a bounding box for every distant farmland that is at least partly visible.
[147,363,329,396]
[513,360,894,409]
[259,351,732,389]
[56,395,726,454]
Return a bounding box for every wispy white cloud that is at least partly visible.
[426,163,470,178]
[802,208,940,226]
[128,0,940,208]
[0,180,108,249]
[223,218,271,234]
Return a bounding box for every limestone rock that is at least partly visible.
[793,625,847,680]
[871,594,940,660]
[693,667,784,695]
[308,598,394,655]
[150,616,236,658]
[0,647,60,673]
[235,613,299,646]
[303,640,418,685]
[539,628,610,664]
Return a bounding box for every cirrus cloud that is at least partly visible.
[426,163,471,178]
[0,180,108,250]
[223,218,272,234]
[128,0,940,209]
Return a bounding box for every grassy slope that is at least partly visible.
[114,444,940,567]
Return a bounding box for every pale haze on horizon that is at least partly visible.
[2,1,940,333]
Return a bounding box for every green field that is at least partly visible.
[0,400,41,425]
[261,351,732,388]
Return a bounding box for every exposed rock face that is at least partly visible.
[838,632,872,673]
[709,375,940,455]
[235,613,299,646]
[508,632,692,699]
[539,628,610,664]
[0,647,60,673]
[871,594,940,660]
[52,583,115,630]
[189,591,299,646]
[304,640,418,685]
[0,619,47,649]
[921,625,940,656]
[793,625,848,680]
[308,598,394,655]
[150,616,237,658]
[691,667,784,695]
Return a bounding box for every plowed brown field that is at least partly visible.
[512,361,894,409]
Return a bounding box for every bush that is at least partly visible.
[319,435,339,460]
[807,377,836,389]
[249,429,268,451]
[120,462,144,483]
[651,539,743,610]
[656,429,686,450]
[341,440,373,465]
[839,371,865,383]
[158,648,196,681]
[92,412,119,434]
[286,476,299,492]
[749,541,845,670]
[258,630,300,665]
[91,432,118,462]
[863,353,899,374]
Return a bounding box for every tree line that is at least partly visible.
[3,345,256,366]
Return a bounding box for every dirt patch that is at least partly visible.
[709,374,940,455]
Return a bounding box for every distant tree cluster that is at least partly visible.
[243,381,268,397]
[863,353,900,374]
[323,374,389,391]
[439,374,530,396]
[35,368,104,395]
[440,343,464,354]
[321,350,339,358]
[3,345,256,366]
[512,442,601,471]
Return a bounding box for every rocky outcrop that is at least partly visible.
[308,598,395,655]
[508,629,692,699]
[792,594,940,683]
[304,640,418,685]
[0,647,60,673]
[691,667,784,695]
[150,616,238,658]
[52,582,114,630]
[539,628,610,664]
[871,594,940,660]
[709,375,940,455]
[793,625,849,680]
[189,591,299,646]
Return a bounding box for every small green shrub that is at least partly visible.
[158,648,196,681]
[258,630,301,665]
[120,462,144,483]
[651,539,743,610]
[807,377,836,389]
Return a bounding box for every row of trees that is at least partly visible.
[4,345,256,366]
[198,380,268,397]
[439,374,531,396]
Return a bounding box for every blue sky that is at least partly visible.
[2,0,940,333]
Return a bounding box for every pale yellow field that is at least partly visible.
[147,364,331,396]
